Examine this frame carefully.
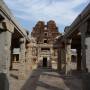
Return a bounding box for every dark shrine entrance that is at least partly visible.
[43,57,47,67]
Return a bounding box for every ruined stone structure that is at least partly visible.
[26,37,37,71]
[0,0,90,90]
[31,21,61,69]
[57,3,90,75]
[0,1,62,90]
[0,0,30,89]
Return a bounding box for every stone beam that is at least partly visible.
[64,3,90,38]
[0,0,29,41]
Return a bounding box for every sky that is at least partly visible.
[4,0,90,33]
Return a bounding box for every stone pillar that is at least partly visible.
[0,30,12,90]
[0,21,14,90]
[37,47,41,67]
[76,48,81,71]
[59,43,66,73]
[19,38,26,79]
[57,46,61,71]
[26,43,32,74]
[85,37,90,72]
[85,21,90,72]
[5,31,12,90]
[80,23,87,72]
[51,47,54,69]
[65,39,72,75]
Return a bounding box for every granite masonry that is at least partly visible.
[0,0,90,90]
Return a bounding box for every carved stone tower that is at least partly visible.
[31,20,60,69]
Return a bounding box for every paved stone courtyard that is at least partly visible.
[10,68,83,90]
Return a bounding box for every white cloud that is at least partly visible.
[4,0,90,32]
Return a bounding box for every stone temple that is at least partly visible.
[0,0,90,90]
[31,21,61,68]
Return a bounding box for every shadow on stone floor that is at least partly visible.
[82,73,90,90]
[37,81,64,90]
[20,68,84,90]
[20,69,39,90]
[62,70,90,90]
[63,70,83,90]
[20,68,64,90]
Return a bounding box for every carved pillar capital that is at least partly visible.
[19,38,25,44]
[2,21,14,32]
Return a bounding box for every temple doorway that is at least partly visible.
[43,57,47,67]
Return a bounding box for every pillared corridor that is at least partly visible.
[0,0,90,90]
